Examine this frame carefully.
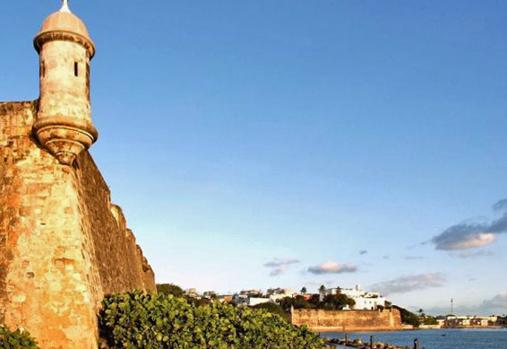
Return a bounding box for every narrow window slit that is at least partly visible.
[74,62,79,77]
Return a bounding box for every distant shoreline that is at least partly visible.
[318,326,506,333]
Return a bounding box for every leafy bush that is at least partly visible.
[0,326,39,349]
[99,292,326,349]
[156,284,185,298]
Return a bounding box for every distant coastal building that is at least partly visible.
[239,289,263,297]
[218,295,233,304]
[232,294,271,307]
[319,285,387,310]
[267,288,295,302]
[185,288,200,299]
[202,291,218,299]
[441,315,498,328]
[232,288,294,306]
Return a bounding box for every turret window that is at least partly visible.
[74,62,79,77]
[40,61,45,78]
[86,63,90,100]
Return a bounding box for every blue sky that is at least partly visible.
[1,0,507,315]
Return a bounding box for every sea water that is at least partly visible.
[322,328,507,349]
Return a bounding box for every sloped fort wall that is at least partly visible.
[292,308,402,332]
[0,101,155,349]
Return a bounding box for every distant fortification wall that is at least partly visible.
[292,308,402,332]
[0,101,155,349]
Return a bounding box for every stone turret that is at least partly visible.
[33,0,97,165]
[0,2,156,348]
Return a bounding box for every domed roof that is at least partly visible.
[34,1,95,57]
[37,2,91,41]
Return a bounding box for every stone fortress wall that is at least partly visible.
[0,101,156,348]
[291,308,403,332]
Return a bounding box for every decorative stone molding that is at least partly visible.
[34,30,95,58]
[33,115,98,165]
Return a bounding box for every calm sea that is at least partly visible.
[322,328,507,349]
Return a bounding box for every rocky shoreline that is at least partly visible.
[326,337,424,349]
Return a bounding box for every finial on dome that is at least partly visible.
[60,0,71,13]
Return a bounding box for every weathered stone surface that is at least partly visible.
[34,5,97,166]
[0,101,156,349]
[291,308,403,332]
[1,4,156,348]
[76,152,156,294]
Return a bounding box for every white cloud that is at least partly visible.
[307,262,358,275]
[432,199,507,251]
[439,232,496,250]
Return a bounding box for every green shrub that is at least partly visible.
[99,292,326,349]
[0,326,39,349]
[156,284,185,298]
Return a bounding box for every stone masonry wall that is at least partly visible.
[75,151,156,294]
[291,308,402,332]
[0,101,155,349]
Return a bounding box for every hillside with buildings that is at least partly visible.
[170,284,507,331]
[159,283,409,331]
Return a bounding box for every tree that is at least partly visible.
[278,296,315,313]
[278,293,356,312]
[301,287,307,294]
[423,316,438,325]
[253,302,290,321]
[307,294,321,307]
[156,283,184,297]
[394,305,421,328]
[321,294,355,311]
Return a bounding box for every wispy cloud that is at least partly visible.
[404,256,425,261]
[480,293,507,314]
[264,258,300,277]
[424,293,507,316]
[455,250,494,259]
[370,273,446,295]
[304,280,337,289]
[307,262,358,275]
[432,199,507,251]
